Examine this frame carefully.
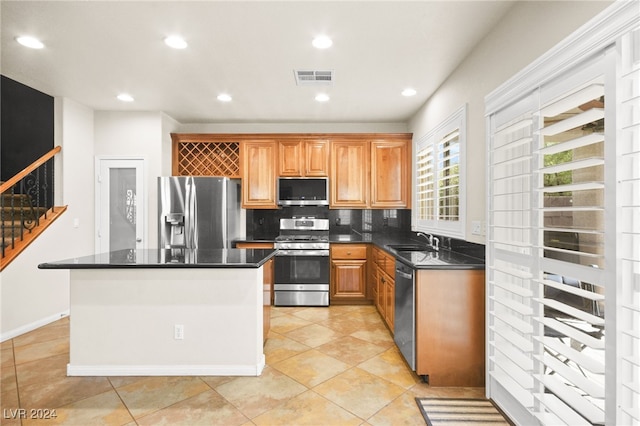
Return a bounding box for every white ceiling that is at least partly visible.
[1,1,516,124]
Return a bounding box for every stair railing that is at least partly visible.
[1,145,61,258]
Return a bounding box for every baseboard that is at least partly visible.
[0,310,69,342]
[67,356,266,377]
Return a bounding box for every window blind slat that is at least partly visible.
[540,352,605,398]
[538,108,605,136]
[491,324,534,352]
[533,392,595,426]
[541,181,604,193]
[539,279,605,301]
[538,133,604,155]
[492,310,534,335]
[539,298,604,326]
[541,157,604,174]
[536,374,605,424]
[492,353,534,388]
[540,317,605,349]
[538,335,605,374]
[538,84,604,118]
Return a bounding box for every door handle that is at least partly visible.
[136,238,142,242]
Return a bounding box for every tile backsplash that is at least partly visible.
[245,207,484,260]
[245,207,411,239]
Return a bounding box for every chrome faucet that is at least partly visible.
[416,232,439,251]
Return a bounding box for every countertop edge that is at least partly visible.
[38,249,278,270]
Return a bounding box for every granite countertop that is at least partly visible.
[329,233,485,270]
[38,248,278,269]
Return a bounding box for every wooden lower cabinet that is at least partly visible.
[415,269,485,386]
[372,246,395,331]
[330,244,368,304]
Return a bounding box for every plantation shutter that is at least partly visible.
[487,93,537,410]
[436,129,460,222]
[415,142,435,222]
[486,5,639,424]
[413,105,466,238]
[616,27,640,425]
[532,53,609,425]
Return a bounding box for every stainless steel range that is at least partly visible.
[274,217,330,306]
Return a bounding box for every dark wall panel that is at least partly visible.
[1,75,54,181]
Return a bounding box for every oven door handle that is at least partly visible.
[276,250,330,256]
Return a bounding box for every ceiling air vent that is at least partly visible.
[294,70,334,86]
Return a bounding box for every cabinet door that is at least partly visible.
[375,266,385,314]
[330,140,369,208]
[371,139,410,208]
[241,141,277,208]
[331,259,368,301]
[415,269,485,386]
[278,141,303,176]
[305,140,329,176]
[384,273,394,331]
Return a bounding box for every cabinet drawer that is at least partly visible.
[373,248,395,277]
[331,244,367,259]
[236,242,274,249]
[382,253,395,277]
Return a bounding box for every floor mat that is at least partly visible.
[415,397,511,426]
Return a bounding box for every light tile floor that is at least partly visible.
[1,305,484,425]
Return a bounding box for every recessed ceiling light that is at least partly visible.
[117,93,134,102]
[402,88,417,97]
[164,36,188,49]
[312,35,333,49]
[16,36,44,49]
[217,94,232,102]
[315,93,330,102]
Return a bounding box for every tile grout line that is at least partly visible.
[107,377,139,426]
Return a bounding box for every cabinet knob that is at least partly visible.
[347,252,351,255]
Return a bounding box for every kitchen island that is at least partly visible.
[38,248,276,377]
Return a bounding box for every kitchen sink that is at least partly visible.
[386,244,433,252]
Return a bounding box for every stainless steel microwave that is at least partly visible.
[277,177,329,206]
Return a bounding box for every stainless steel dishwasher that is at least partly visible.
[394,260,415,370]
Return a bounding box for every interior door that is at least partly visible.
[96,158,145,254]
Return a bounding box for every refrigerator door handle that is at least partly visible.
[190,177,198,249]
[185,177,193,249]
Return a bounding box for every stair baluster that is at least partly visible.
[1,146,64,269]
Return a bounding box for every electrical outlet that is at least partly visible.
[174,324,184,340]
[472,221,482,235]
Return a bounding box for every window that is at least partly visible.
[413,105,466,238]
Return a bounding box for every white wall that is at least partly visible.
[176,122,408,134]
[1,97,95,339]
[93,111,170,250]
[408,0,612,244]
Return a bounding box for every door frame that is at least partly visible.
[95,156,147,254]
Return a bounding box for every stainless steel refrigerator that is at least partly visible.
[158,176,244,249]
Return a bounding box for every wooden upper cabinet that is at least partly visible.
[330,140,369,208]
[278,140,329,177]
[370,139,411,208]
[305,140,329,176]
[278,141,303,176]
[240,140,277,209]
